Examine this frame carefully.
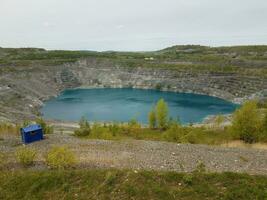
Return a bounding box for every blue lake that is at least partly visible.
[41,88,238,124]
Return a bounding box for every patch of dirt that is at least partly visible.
[1,133,267,175]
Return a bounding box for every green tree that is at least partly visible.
[148,106,156,129]
[231,101,262,143]
[156,99,169,130]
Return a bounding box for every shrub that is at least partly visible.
[108,124,119,136]
[74,117,91,137]
[182,174,193,185]
[79,116,90,129]
[148,106,156,129]
[164,123,185,142]
[36,118,53,134]
[231,101,262,143]
[46,146,76,169]
[127,118,141,137]
[156,99,169,130]
[74,128,91,137]
[15,147,37,166]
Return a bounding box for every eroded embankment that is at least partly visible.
[0,58,266,121]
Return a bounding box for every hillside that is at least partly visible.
[0,45,266,121]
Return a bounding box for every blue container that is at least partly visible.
[21,124,44,144]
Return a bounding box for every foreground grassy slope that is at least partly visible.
[0,170,266,200]
[0,45,267,77]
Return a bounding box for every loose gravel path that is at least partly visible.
[1,133,267,175]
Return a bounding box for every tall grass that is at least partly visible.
[0,170,266,200]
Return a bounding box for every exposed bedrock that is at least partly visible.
[0,58,266,121]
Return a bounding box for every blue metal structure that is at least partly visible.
[21,124,44,144]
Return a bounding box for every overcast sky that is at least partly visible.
[1,0,267,51]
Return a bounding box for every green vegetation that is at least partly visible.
[36,118,54,134]
[0,119,53,136]
[73,120,233,145]
[155,99,169,130]
[0,122,19,136]
[231,101,267,143]
[46,146,76,169]
[148,105,156,129]
[0,153,6,169]
[15,147,37,167]
[0,169,266,200]
[1,45,267,77]
[264,110,267,133]
[73,100,267,145]
[74,116,91,137]
[148,99,170,130]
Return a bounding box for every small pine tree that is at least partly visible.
[148,106,156,129]
[156,99,169,130]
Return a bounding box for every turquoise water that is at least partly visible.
[41,88,238,124]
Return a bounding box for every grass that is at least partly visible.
[0,169,266,200]
[0,122,19,136]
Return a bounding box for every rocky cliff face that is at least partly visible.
[70,59,266,102]
[0,58,266,121]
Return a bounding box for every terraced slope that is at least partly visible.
[0,45,266,121]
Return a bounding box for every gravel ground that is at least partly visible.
[1,133,267,175]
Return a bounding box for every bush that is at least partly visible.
[79,116,90,129]
[15,147,37,166]
[127,118,141,137]
[164,123,185,142]
[74,128,91,137]
[74,117,91,137]
[46,146,76,169]
[36,118,53,134]
[231,101,262,143]
[182,174,193,185]
[108,124,120,136]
